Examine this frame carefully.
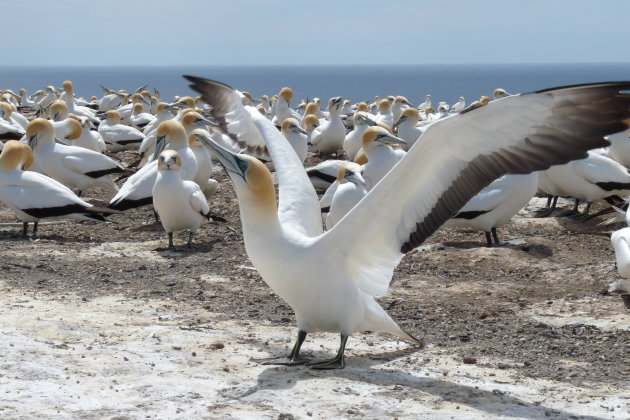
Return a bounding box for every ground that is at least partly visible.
[1,151,629,419]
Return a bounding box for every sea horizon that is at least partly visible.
[2,63,629,106]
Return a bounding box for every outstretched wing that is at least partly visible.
[184,75,323,238]
[320,82,630,297]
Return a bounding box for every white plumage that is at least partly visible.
[153,150,210,248]
[26,118,124,193]
[187,76,630,369]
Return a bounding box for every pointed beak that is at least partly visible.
[28,133,38,149]
[345,171,366,187]
[376,132,407,146]
[393,115,407,130]
[195,116,217,128]
[294,126,308,135]
[153,135,167,161]
[195,132,246,181]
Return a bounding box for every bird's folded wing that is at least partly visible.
[190,187,210,215]
[320,82,630,297]
[454,177,511,214]
[185,75,323,238]
[571,153,626,185]
[1,175,88,210]
[63,152,122,175]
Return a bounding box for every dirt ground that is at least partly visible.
[1,150,629,419]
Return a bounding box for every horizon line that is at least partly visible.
[2,62,630,69]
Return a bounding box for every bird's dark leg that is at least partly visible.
[253,330,310,366]
[491,227,501,245]
[560,198,581,217]
[571,201,593,221]
[484,231,493,247]
[307,334,349,370]
[153,209,160,223]
[76,189,83,198]
[32,222,39,237]
[167,232,174,249]
[21,222,29,238]
[185,232,194,249]
[533,195,558,217]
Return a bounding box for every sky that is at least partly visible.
[4,0,630,66]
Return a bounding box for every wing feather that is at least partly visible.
[185,75,323,237]
[320,82,630,297]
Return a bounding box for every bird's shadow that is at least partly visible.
[154,238,221,258]
[224,342,606,420]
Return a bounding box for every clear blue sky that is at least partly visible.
[5,0,629,66]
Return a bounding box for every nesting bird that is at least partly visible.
[26,118,125,194]
[98,110,145,152]
[0,141,112,237]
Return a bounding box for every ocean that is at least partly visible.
[1,64,629,107]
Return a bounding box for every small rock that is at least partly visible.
[463,357,477,364]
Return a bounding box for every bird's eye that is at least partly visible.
[237,159,248,173]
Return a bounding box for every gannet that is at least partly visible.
[280,118,308,163]
[0,141,111,237]
[391,96,412,124]
[302,114,320,146]
[541,151,630,219]
[98,91,124,112]
[306,159,349,190]
[324,162,367,230]
[449,96,466,113]
[153,150,211,248]
[27,119,124,194]
[310,97,346,154]
[49,100,69,122]
[187,76,630,369]
[393,108,424,151]
[444,173,538,246]
[135,102,175,166]
[116,93,150,124]
[373,99,394,128]
[58,81,100,126]
[98,110,145,151]
[37,86,58,109]
[109,120,197,211]
[417,94,431,110]
[179,112,219,194]
[73,116,106,152]
[0,103,25,140]
[606,130,630,168]
[368,96,380,115]
[301,102,321,124]
[188,129,219,198]
[130,103,156,130]
[340,99,354,117]
[272,87,301,125]
[343,112,374,160]
[361,126,406,190]
[18,89,36,109]
[493,88,511,100]
[2,101,28,130]
[610,223,630,294]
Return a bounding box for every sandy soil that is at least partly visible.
[1,151,629,419]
